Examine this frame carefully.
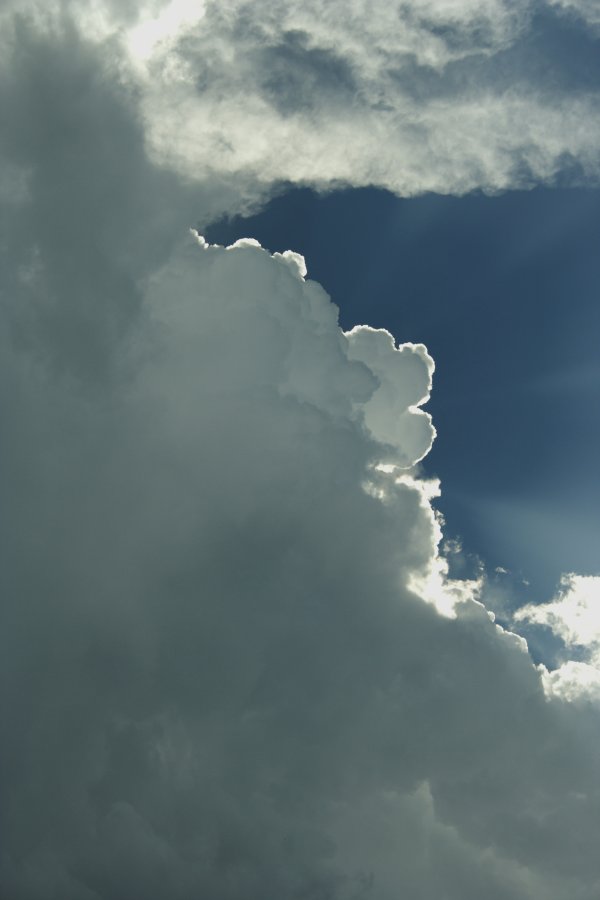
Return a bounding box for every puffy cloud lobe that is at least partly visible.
[515,574,600,701]
[3,233,600,900]
[346,326,435,466]
[516,574,600,654]
[145,235,431,468]
[541,660,600,702]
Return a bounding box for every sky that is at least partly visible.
[1,2,600,899]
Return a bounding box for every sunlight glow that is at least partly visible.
[515,574,600,658]
[516,575,600,701]
[125,0,206,66]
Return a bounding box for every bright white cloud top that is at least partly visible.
[516,575,600,701]
[1,2,600,899]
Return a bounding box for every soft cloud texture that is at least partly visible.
[550,0,600,28]
[516,575,600,701]
[123,0,600,195]
[2,3,600,899]
[3,0,600,204]
[3,231,600,900]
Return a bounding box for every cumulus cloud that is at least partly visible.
[516,574,600,654]
[346,326,435,466]
[515,574,600,701]
[2,230,600,900]
[2,3,600,899]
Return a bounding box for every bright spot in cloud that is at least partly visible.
[515,574,600,658]
[515,574,600,700]
[125,0,206,66]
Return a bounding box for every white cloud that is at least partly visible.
[540,660,600,703]
[124,0,207,67]
[515,574,600,701]
[515,574,600,656]
[116,0,600,197]
[346,326,435,466]
[3,0,600,202]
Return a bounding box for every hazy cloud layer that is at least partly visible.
[550,0,600,28]
[2,3,600,900]
[3,0,600,200]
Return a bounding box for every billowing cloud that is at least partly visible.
[515,574,600,701]
[122,0,600,196]
[2,3,600,899]
[3,0,600,206]
[2,231,600,900]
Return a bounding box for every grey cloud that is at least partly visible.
[255,31,358,117]
[387,5,600,106]
[550,0,600,29]
[0,11,266,379]
[3,232,600,899]
[2,4,600,899]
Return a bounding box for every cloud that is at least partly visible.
[116,0,600,196]
[550,0,600,29]
[346,326,435,466]
[2,3,600,899]
[516,574,600,654]
[2,231,600,899]
[515,574,600,701]
[4,0,600,206]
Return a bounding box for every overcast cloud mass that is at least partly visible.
[1,2,600,899]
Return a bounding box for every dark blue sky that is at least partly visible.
[206,186,600,600]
